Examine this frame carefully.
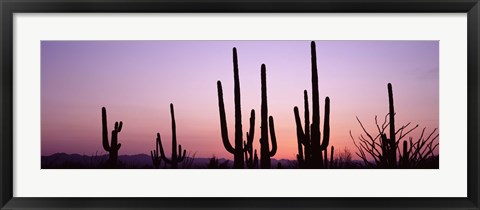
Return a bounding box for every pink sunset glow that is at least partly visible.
[41,40,439,160]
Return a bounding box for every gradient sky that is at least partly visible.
[41,41,439,160]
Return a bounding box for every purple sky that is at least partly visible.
[41,41,439,160]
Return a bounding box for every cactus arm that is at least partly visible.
[294,107,305,163]
[101,107,111,151]
[268,116,277,156]
[114,121,123,132]
[320,97,330,150]
[177,145,186,162]
[303,90,310,148]
[297,155,303,167]
[324,146,328,168]
[156,136,160,159]
[150,150,155,164]
[117,121,123,132]
[181,149,186,161]
[244,141,252,168]
[217,81,236,154]
[244,109,255,152]
[253,150,259,168]
[158,133,173,164]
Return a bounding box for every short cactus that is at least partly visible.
[150,136,162,169]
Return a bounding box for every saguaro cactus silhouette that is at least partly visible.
[158,103,187,169]
[380,83,397,168]
[101,107,122,168]
[217,47,255,169]
[293,41,332,169]
[259,64,277,169]
[150,136,162,169]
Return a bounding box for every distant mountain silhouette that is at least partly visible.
[41,153,298,169]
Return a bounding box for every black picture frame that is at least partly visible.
[1,0,479,209]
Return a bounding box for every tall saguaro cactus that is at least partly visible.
[380,83,397,168]
[217,47,255,169]
[294,41,332,169]
[101,107,122,168]
[259,64,277,169]
[158,103,187,169]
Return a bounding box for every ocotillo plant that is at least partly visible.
[101,107,122,168]
[158,103,187,169]
[259,64,277,169]
[217,47,255,169]
[351,83,439,168]
[293,41,332,169]
[150,136,162,169]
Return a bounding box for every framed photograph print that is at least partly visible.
[1,0,479,209]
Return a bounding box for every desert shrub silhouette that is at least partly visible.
[293,41,333,169]
[331,147,360,169]
[180,152,196,169]
[206,156,231,169]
